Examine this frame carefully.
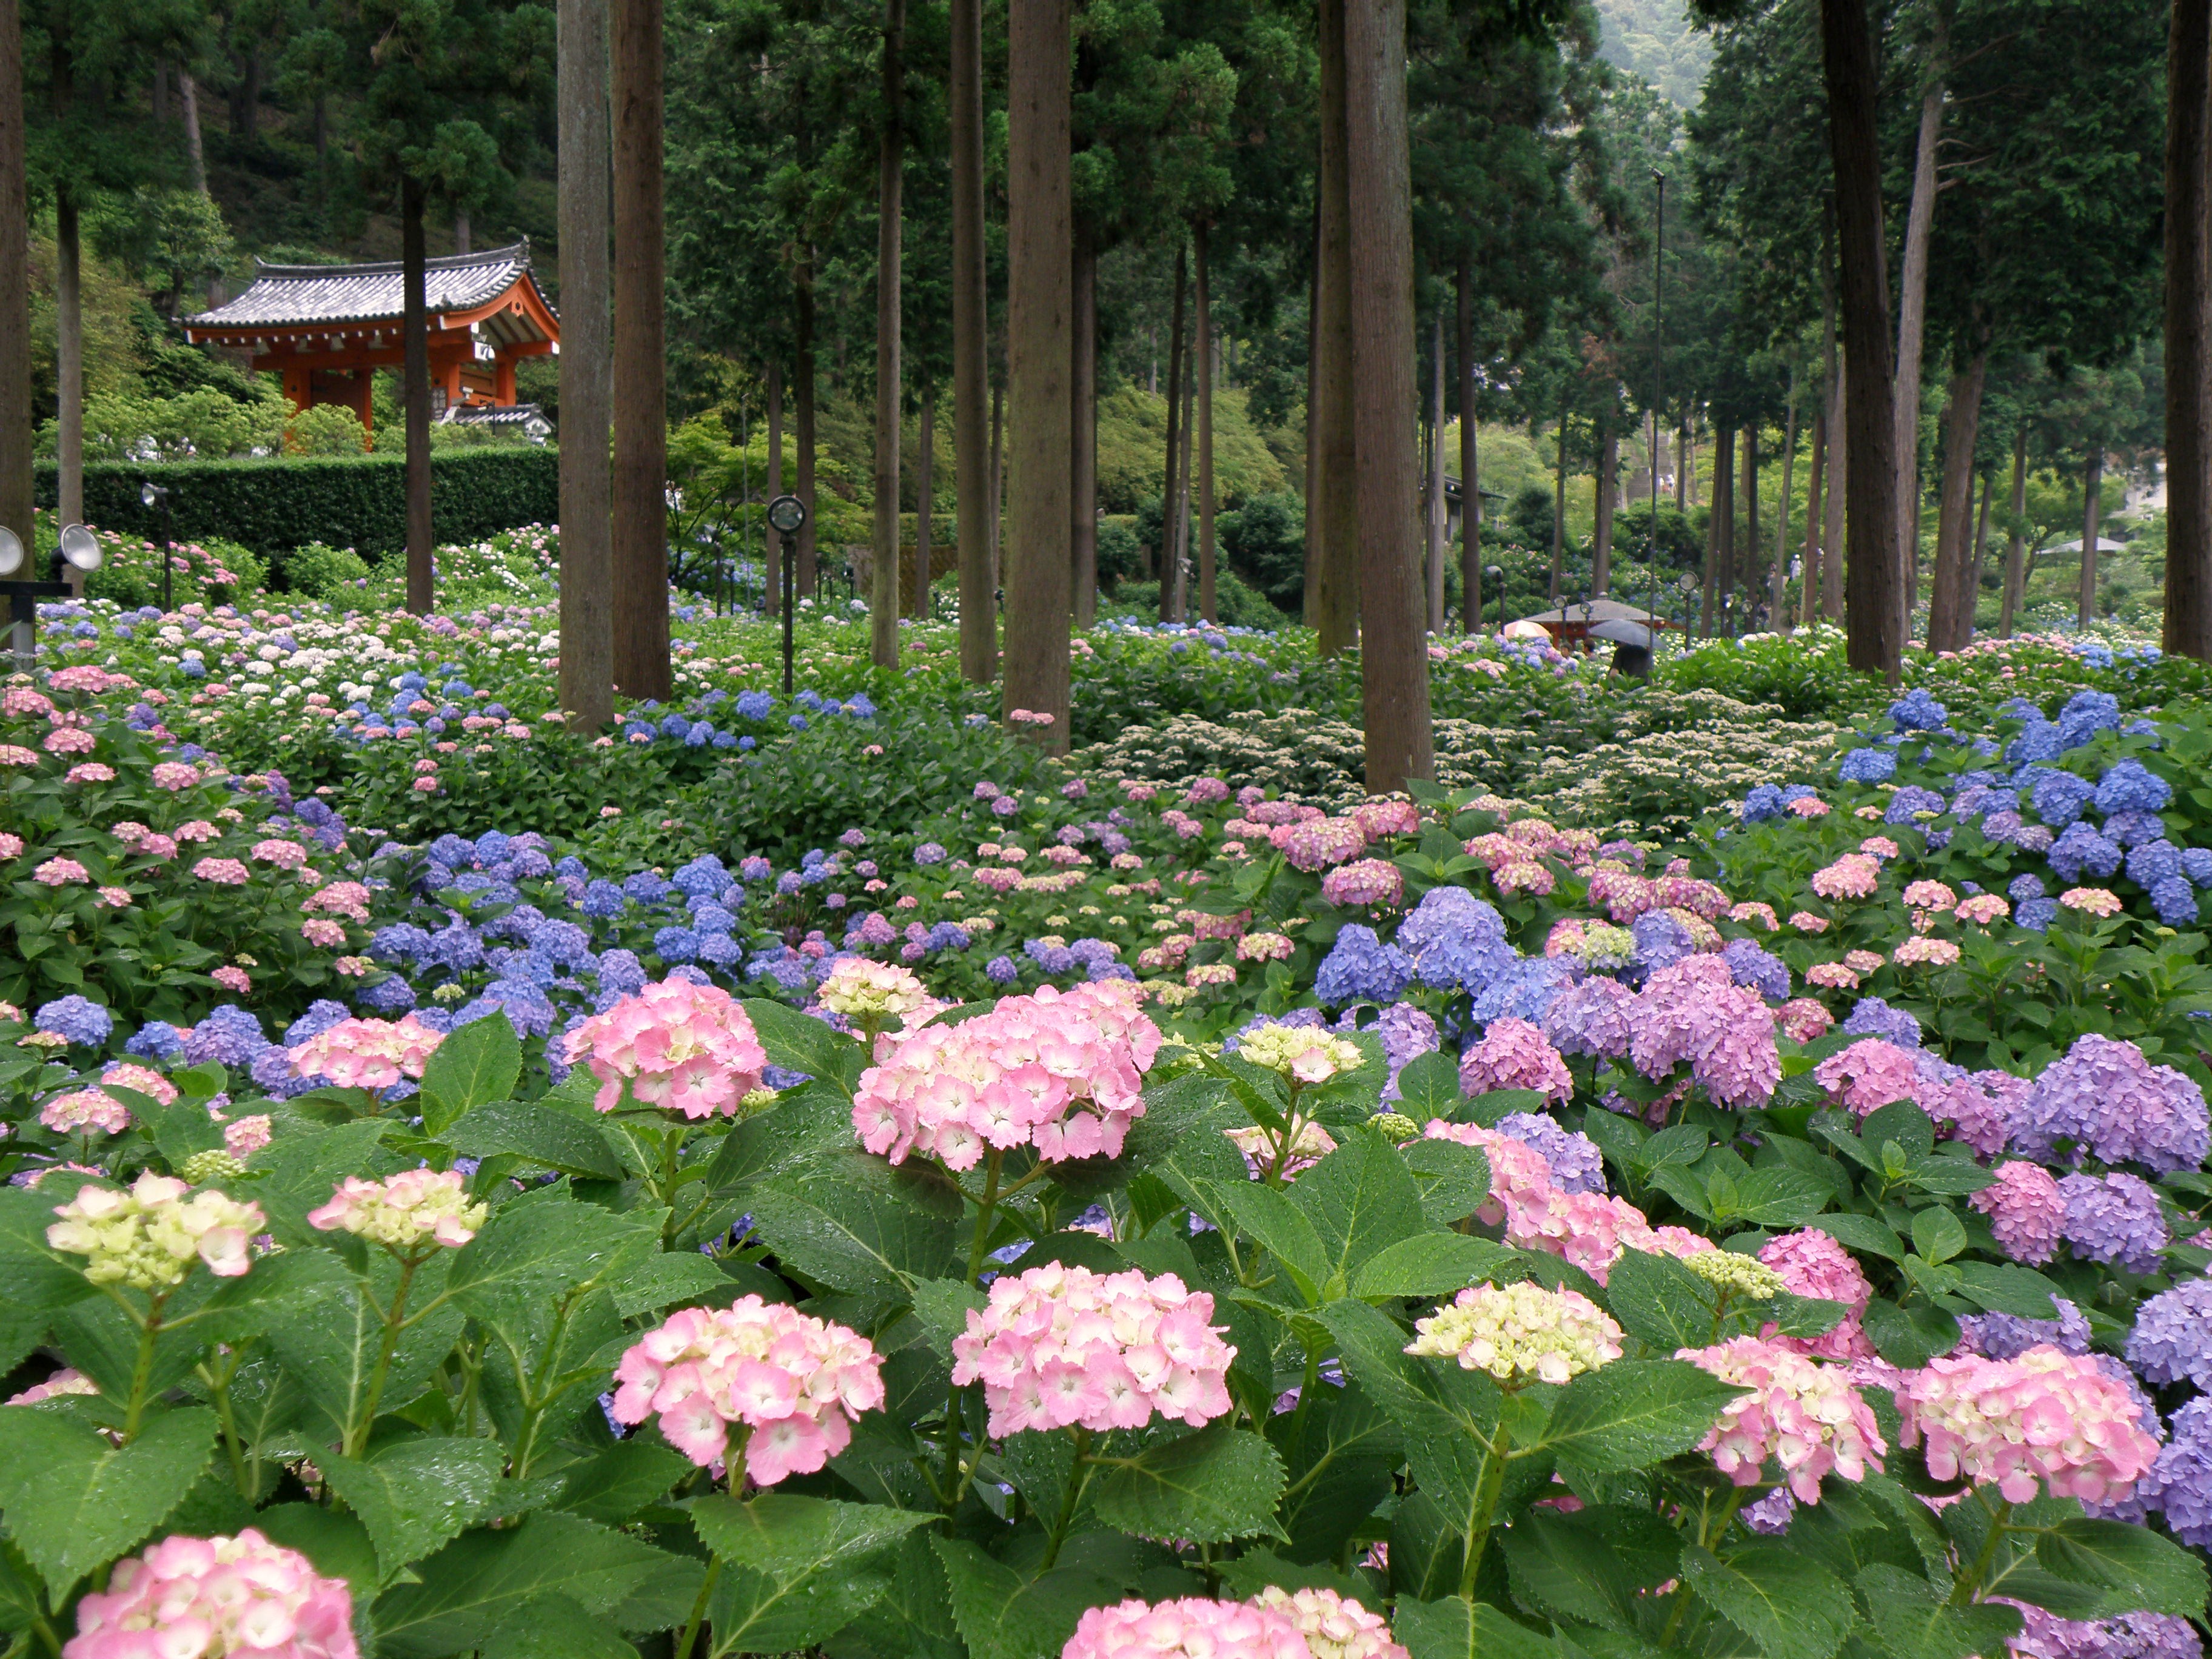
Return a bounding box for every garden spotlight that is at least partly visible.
[0,525,70,672]
[139,481,174,610]
[766,494,808,698]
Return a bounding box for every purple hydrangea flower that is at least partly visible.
[2128,839,2183,887]
[914,842,947,866]
[1395,886,1514,997]
[1631,910,1694,973]
[1496,1111,1606,1194]
[180,1004,269,1066]
[1885,785,1946,825]
[355,976,418,1014]
[1842,996,1921,1050]
[2011,1607,2199,1659]
[2033,770,2099,828]
[2015,1033,2211,1173]
[2104,811,2168,848]
[1541,975,1637,1059]
[2049,822,2124,883]
[34,996,113,1047]
[1315,923,1415,1006]
[1960,1296,2092,1361]
[2057,1170,2168,1273]
[1467,955,1575,1025]
[2142,1398,2212,1546]
[124,1022,185,1062]
[1720,937,1789,1003]
[985,954,1019,984]
[2127,1279,2212,1388]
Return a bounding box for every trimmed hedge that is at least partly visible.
[34,447,559,558]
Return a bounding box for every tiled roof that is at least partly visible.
[189,244,534,330]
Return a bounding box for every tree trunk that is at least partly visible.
[1801,411,1825,626]
[2168,0,2212,657]
[1821,0,1902,674]
[796,255,819,598]
[612,0,670,699]
[1346,0,1432,789]
[233,47,261,141]
[0,0,28,550]
[56,189,81,529]
[1592,420,1617,600]
[1822,356,1847,620]
[1304,210,1322,626]
[1173,337,1195,620]
[1313,0,1359,657]
[1772,378,1798,629]
[1426,313,1447,628]
[401,176,434,615]
[2001,427,2026,634]
[870,0,905,667]
[916,384,934,620]
[312,94,326,170]
[1741,423,1759,628]
[1926,352,1986,652]
[764,361,783,616]
[987,372,1002,594]
[1001,0,1071,743]
[1968,466,1993,640]
[1071,227,1098,628]
[1893,22,1945,611]
[180,71,207,194]
[1195,220,1217,625]
[1702,424,1734,636]
[154,59,170,125]
[558,0,613,728]
[2079,450,2104,628]
[454,209,471,254]
[1457,250,1481,633]
[1549,406,1567,603]
[1158,243,1185,620]
[951,0,992,677]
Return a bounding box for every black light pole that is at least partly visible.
[140,481,174,611]
[768,494,807,696]
[1486,563,1504,631]
[1645,170,1664,652]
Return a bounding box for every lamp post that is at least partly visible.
[139,481,175,611]
[1486,563,1504,631]
[766,494,808,696]
[1,523,101,671]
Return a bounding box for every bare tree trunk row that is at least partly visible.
[612,0,670,699]
[1926,351,1987,652]
[870,0,905,668]
[1195,220,1216,625]
[401,176,434,617]
[1071,228,1098,629]
[1312,0,1359,658]
[951,0,994,679]
[0,0,28,548]
[2001,429,2027,634]
[558,0,613,728]
[1158,243,1185,620]
[1456,252,1481,634]
[2167,0,2212,657]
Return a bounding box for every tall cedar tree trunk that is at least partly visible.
[1772,379,1798,628]
[1346,0,1432,788]
[1702,425,1734,635]
[1304,212,1322,625]
[1195,221,1216,624]
[951,0,993,677]
[916,387,934,618]
[2168,0,2212,656]
[796,252,819,596]
[1822,0,1902,673]
[1926,353,1987,651]
[1592,421,1617,598]
[612,0,670,699]
[1158,245,1185,619]
[1549,407,1566,602]
[1823,356,1847,618]
[1741,425,1759,626]
[1969,468,1993,631]
[1071,233,1098,628]
[1313,0,1359,656]
[1426,313,1446,628]
[52,21,79,532]
[2079,451,2104,627]
[1458,255,1482,632]
[1001,0,1072,743]
[765,362,783,615]
[2002,430,2027,633]
[557,0,613,727]
[987,374,1002,591]
[455,210,470,253]
[1173,340,1195,618]
[870,0,905,666]
[0,0,28,548]
[1677,416,1691,509]
[1894,19,1945,624]
[180,72,207,194]
[402,177,434,614]
[1802,412,1826,625]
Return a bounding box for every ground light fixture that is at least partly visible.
[140,480,175,610]
[766,494,808,697]
[0,523,75,671]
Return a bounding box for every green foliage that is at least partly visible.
[283,540,376,600]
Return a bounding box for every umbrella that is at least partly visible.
[1587,618,1657,649]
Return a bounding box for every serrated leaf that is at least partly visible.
[253,1503,380,1592]
[1806,1215,1905,1262]
[0,1189,90,1312]
[481,1593,643,1659]
[932,1535,1128,1659]
[748,1176,957,1296]
[1399,1137,1492,1229]
[1392,1053,1461,1119]
[446,1101,623,1180]
[1395,1595,1559,1659]
[1855,1563,2019,1659]
[264,1253,466,1449]
[0,1406,216,1595]
[1601,1249,1723,1353]
[2033,1516,2211,1618]
[372,1512,702,1658]
[1861,1300,1959,1370]
[1318,1299,1498,1510]
[420,1013,523,1136]
[1719,1169,1831,1228]
[449,1187,662,1357]
[910,1278,987,1359]
[740,997,856,1090]
[1949,1262,2061,1321]
[1267,1382,1402,1565]
[1215,1182,1330,1302]
[704,1088,854,1193]
[1682,1543,1855,1659]
[610,1252,736,1318]
[1537,1359,1743,1472]
[553,1441,692,1525]
[691,1492,937,1657]
[1350,1232,1511,1300]
[1091,1420,1287,1544]
[1287,1130,1430,1290]
[324,1437,505,1583]
[822,1529,967,1659]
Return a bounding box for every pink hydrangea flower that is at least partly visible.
[1789,796,1831,817]
[1775,999,1834,1043]
[192,858,250,886]
[64,1529,358,1659]
[8,1367,96,1406]
[212,967,252,994]
[309,1169,486,1249]
[1681,1336,1885,1501]
[1892,937,1960,967]
[1970,1160,2065,1264]
[303,882,372,921]
[1,686,53,717]
[1860,836,1902,859]
[224,1115,273,1158]
[611,1297,885,1482]
[1350,799,1420,840]
[101,1064,177,1106]
[1956,894,2009,927]
[249,839,309,869]
[290,1015,445,1092]
[1504,1187,1712,1285]
[1320,858,1403,909]
[1758,1230,1874,1359]
[1902,880,1957,910]
[1278,816,1367,872]
[853,980,1160,1168]
[563,980,768,1119]
[96,887,133,908]
[1813,1039,1923,1117]
[41,1088,131,1136]
[1894,1347,2160,1504]
[1247,1587,1407,1659]
[301,919,347,947]
[64,763,116,783]
[1062,1598,1311,1659]
[1457,1017,1572,1105]
[42,727,97,756]
[1421,1120,1553,1224]
[0,831,22,859]
[950,1262,1235,1437]
[1810,854,1881,901]
[150,761,203,791]
[2059,888,2122,917]
[33,858,89,886]
[1789,911,1831,933]
[1729,902,1780,931]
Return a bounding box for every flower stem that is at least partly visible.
[1039,1428,1093,1571]
[345,1252,423,1458]
[675,1558,723,1659]
[1948,1496,2013,1606]
[119,1292,170,1446]
[1457,1422,1511,1600]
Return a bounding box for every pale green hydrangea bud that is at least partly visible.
[1371,1111,1421,1142]
[179,1149,247,1185]
[1406,1281,1624,1386]
[1238,1023,1365,1085]
[1682,1249,1788,1299]
[47,1173,264,1290]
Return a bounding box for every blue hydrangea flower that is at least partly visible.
[2031,770,2098,828]
[181,1004,270,1065]
[1631,911,1694,973]
[1467,956,1575,1024]
[1842,996,1921,1050]
[2017,896,2059,931]
[2096,758,2173,817]
[2057,689,2122,748]
[2128,1280,2212,1389]
[2009,872,2049,903]
[1721,937,1790,1003]
[985,955,1019,984]
[1315,924,1414,1005]
[672,856,731,897]
[428,834,475,868]
[281,999,353,1047]
[1740,785,1786,823]
[1838,748,1897,784]
[623,871,672,905]
[2128,840,2183,888]
[2057,1171,2167,1273]
[35,996,113,1047]
[124,1022,185,1061]
[1885,785,1946,825]
[2104,810,2169,848]
[355,976,418,1014]
[580,880,627,919]
[1889,689,1948,731]
[597,949,648,997]
[2006,719,2065,764]
[2049,822,2123,883]
[735,690,774,720]
[1961,1295,2092,1361]
[1396,886,1515,997]
[654,927,700,964]
[2153,878,2200,927]
[927,922,971,951]
[1496,1112,1606,1194]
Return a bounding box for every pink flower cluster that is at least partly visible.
[950,1262,1235,1438]
[1681,1337,1886,1501]
[1970,1161,2065,1265]
[64,1529,358,1659]
[1456,1017,1572,1104]
[289,1014,445,1091]
[1810,854,1882,902]
[1812,1039,1922,1117]
[1277,816,1367,871]
[1583,866,1728,926]
[563,979,768,1118]
[853,981,1160,1168]
[1062,1598,1312,1659]
[1613,956,1782,1109]
[307,1169,486,1250]
[1319,858,1403,909]
[1757,1230,1874,1359]
[1894,1347,2160,1503]
[41,1089,131,1136]
[611,1296,885,1484]
[1247,1587,1407,1659]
